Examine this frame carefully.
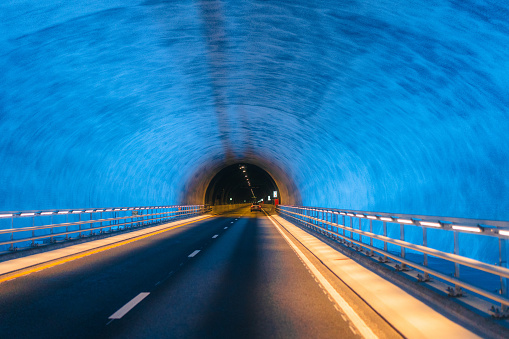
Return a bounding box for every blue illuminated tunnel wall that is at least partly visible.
[0,0,508,227]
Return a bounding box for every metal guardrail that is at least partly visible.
[0,205,207,252]
[277,205,509,316]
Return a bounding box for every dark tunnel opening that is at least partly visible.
[205,163,280,205]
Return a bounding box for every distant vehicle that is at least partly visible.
[250,203,261,212]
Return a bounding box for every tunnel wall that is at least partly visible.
[0,0,508,234]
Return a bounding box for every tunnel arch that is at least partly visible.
[180,156,302,206]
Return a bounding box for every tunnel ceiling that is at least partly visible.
[0,1,508,220]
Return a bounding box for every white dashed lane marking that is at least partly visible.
[224,227,228,229]
[212,235,218,238]
[188,250,200,258]
[109,293,150,320]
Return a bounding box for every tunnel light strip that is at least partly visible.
[499,230,509,237]
[58,211,69,214]
[95,209,103,212]
[41,212,54,215]
[72,211,82,214]
[347,213,355,217]
[0,214,13,218]
[397,218,413,224]
[367,216,377,220]
[105,209,113,212]
[356,214,365,218]
[85,210,94,213]
[20,213,35,217]
[420,221,441,228]
[452,225,482,233]
[380,217,392,222]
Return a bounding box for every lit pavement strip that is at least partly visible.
[188,250,200,258]
[266,214,378,339]
[109,293,150,320]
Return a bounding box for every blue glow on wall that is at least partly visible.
[0,0,508,228]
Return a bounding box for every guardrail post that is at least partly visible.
[342,214,345,240]
[400,223,407,270]
[110,212,113,232]
[382,221,388,262]
[422,227,429,281]
[334,212,338,238]
[500,238,509,312]
[452,231,462,296]
[349,216,353,243]
[359,217,362,245]
[369,219,374,256]
[9,216,14,251]
[50,214,54,243]
[31,216,35,246]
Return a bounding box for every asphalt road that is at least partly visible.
[0,207,400,339]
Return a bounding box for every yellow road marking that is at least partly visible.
[0,215,213,284]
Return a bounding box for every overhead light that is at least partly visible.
[397,218,413,224]
[72,211,82,214]
[356,214,364,218]
[85,210,94,213]
[499,230,509,237]
[21,212,35,216]
[58,211,69,214]
[340,212,346,215]
[0,213,13,218]
[420,221,441,227]
[346,213,355,217]
[105,209,113,211]
[95,209,104,212]
[367,216,377,220]
[452,225,482,233]
[41,212,54,215]
[380,217,392,222]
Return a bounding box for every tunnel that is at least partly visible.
[0,0,508,262]
[203,163,279,205]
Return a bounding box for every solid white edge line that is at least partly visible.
[109,292,150,319]
[266,215,378,339]
[188,250,200,257]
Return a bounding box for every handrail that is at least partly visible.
[278,205,509,312]
[0,205,207,252]
[0,210,188,235]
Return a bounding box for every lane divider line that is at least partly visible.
[224,227,228,229]
[0,215,214,284]
[109,292,150,319]
[212,235,218,238]
[188,250,200,258]
[265,214,378,339]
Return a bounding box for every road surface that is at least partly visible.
[0,207,400,338]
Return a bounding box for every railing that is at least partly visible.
[0,205,207,253]
[277,205,509,316]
